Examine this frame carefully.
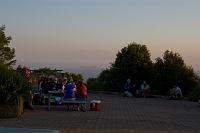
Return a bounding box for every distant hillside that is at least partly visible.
[63,66,103,81]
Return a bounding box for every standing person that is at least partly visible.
[21,66,34,110]
[123,79,133,97]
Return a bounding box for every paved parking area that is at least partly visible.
[0,93,200,133]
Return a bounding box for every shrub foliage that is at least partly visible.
[0,64,32,104]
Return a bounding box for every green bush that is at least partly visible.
[189,83,200,102]
[0,64,32,104]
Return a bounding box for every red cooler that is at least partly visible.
[90,100,101,111]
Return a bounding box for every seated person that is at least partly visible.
[64,78,77,110]
[123,79,133,97]
[64,78,76,101]
[140,81,151,97]
[76,81,87,100]
[40,78,49,104]
[169,86,176,99]
[41,77,48,94]
[47,78,56,92]
[55,79,64,91]
[76,81,87,111]
[54,79,64,104]
[175,86,182,99]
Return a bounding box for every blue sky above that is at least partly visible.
[1,0,200,77]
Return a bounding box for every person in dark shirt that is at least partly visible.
[55,79,63,91]
[41,77,48,94]
[123,79,133,97]
[47,78,55,92]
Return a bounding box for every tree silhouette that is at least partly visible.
[0,25,16,67]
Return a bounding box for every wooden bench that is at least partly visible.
[47,94,87,111]
[62,100,87,111]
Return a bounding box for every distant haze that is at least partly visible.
[1,0,200,79]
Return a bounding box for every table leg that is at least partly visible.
[48,95,51,111]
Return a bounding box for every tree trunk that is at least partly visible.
[16,96,24,117]
[0,96,24,118]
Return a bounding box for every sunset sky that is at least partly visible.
[1,0,200,78]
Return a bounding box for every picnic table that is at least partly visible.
[47,91,87,111]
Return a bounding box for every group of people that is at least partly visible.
[38,76,87,104]
[123,78,183,99]
[123,79,151,98]
[169,85,183,99]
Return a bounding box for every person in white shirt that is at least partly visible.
[175,86,182,98]
[141,81,150,91]
[140,81,151,97]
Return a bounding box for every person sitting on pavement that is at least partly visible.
[169,85,183,99]
[140,81,151,97]
[175,85,183,99]
[123,79,133,97]
[169,85,176,99]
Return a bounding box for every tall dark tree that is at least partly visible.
[111,42,152,90]
[0,25,16,67]
[88,42,153,92]
[154,50,199,95]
